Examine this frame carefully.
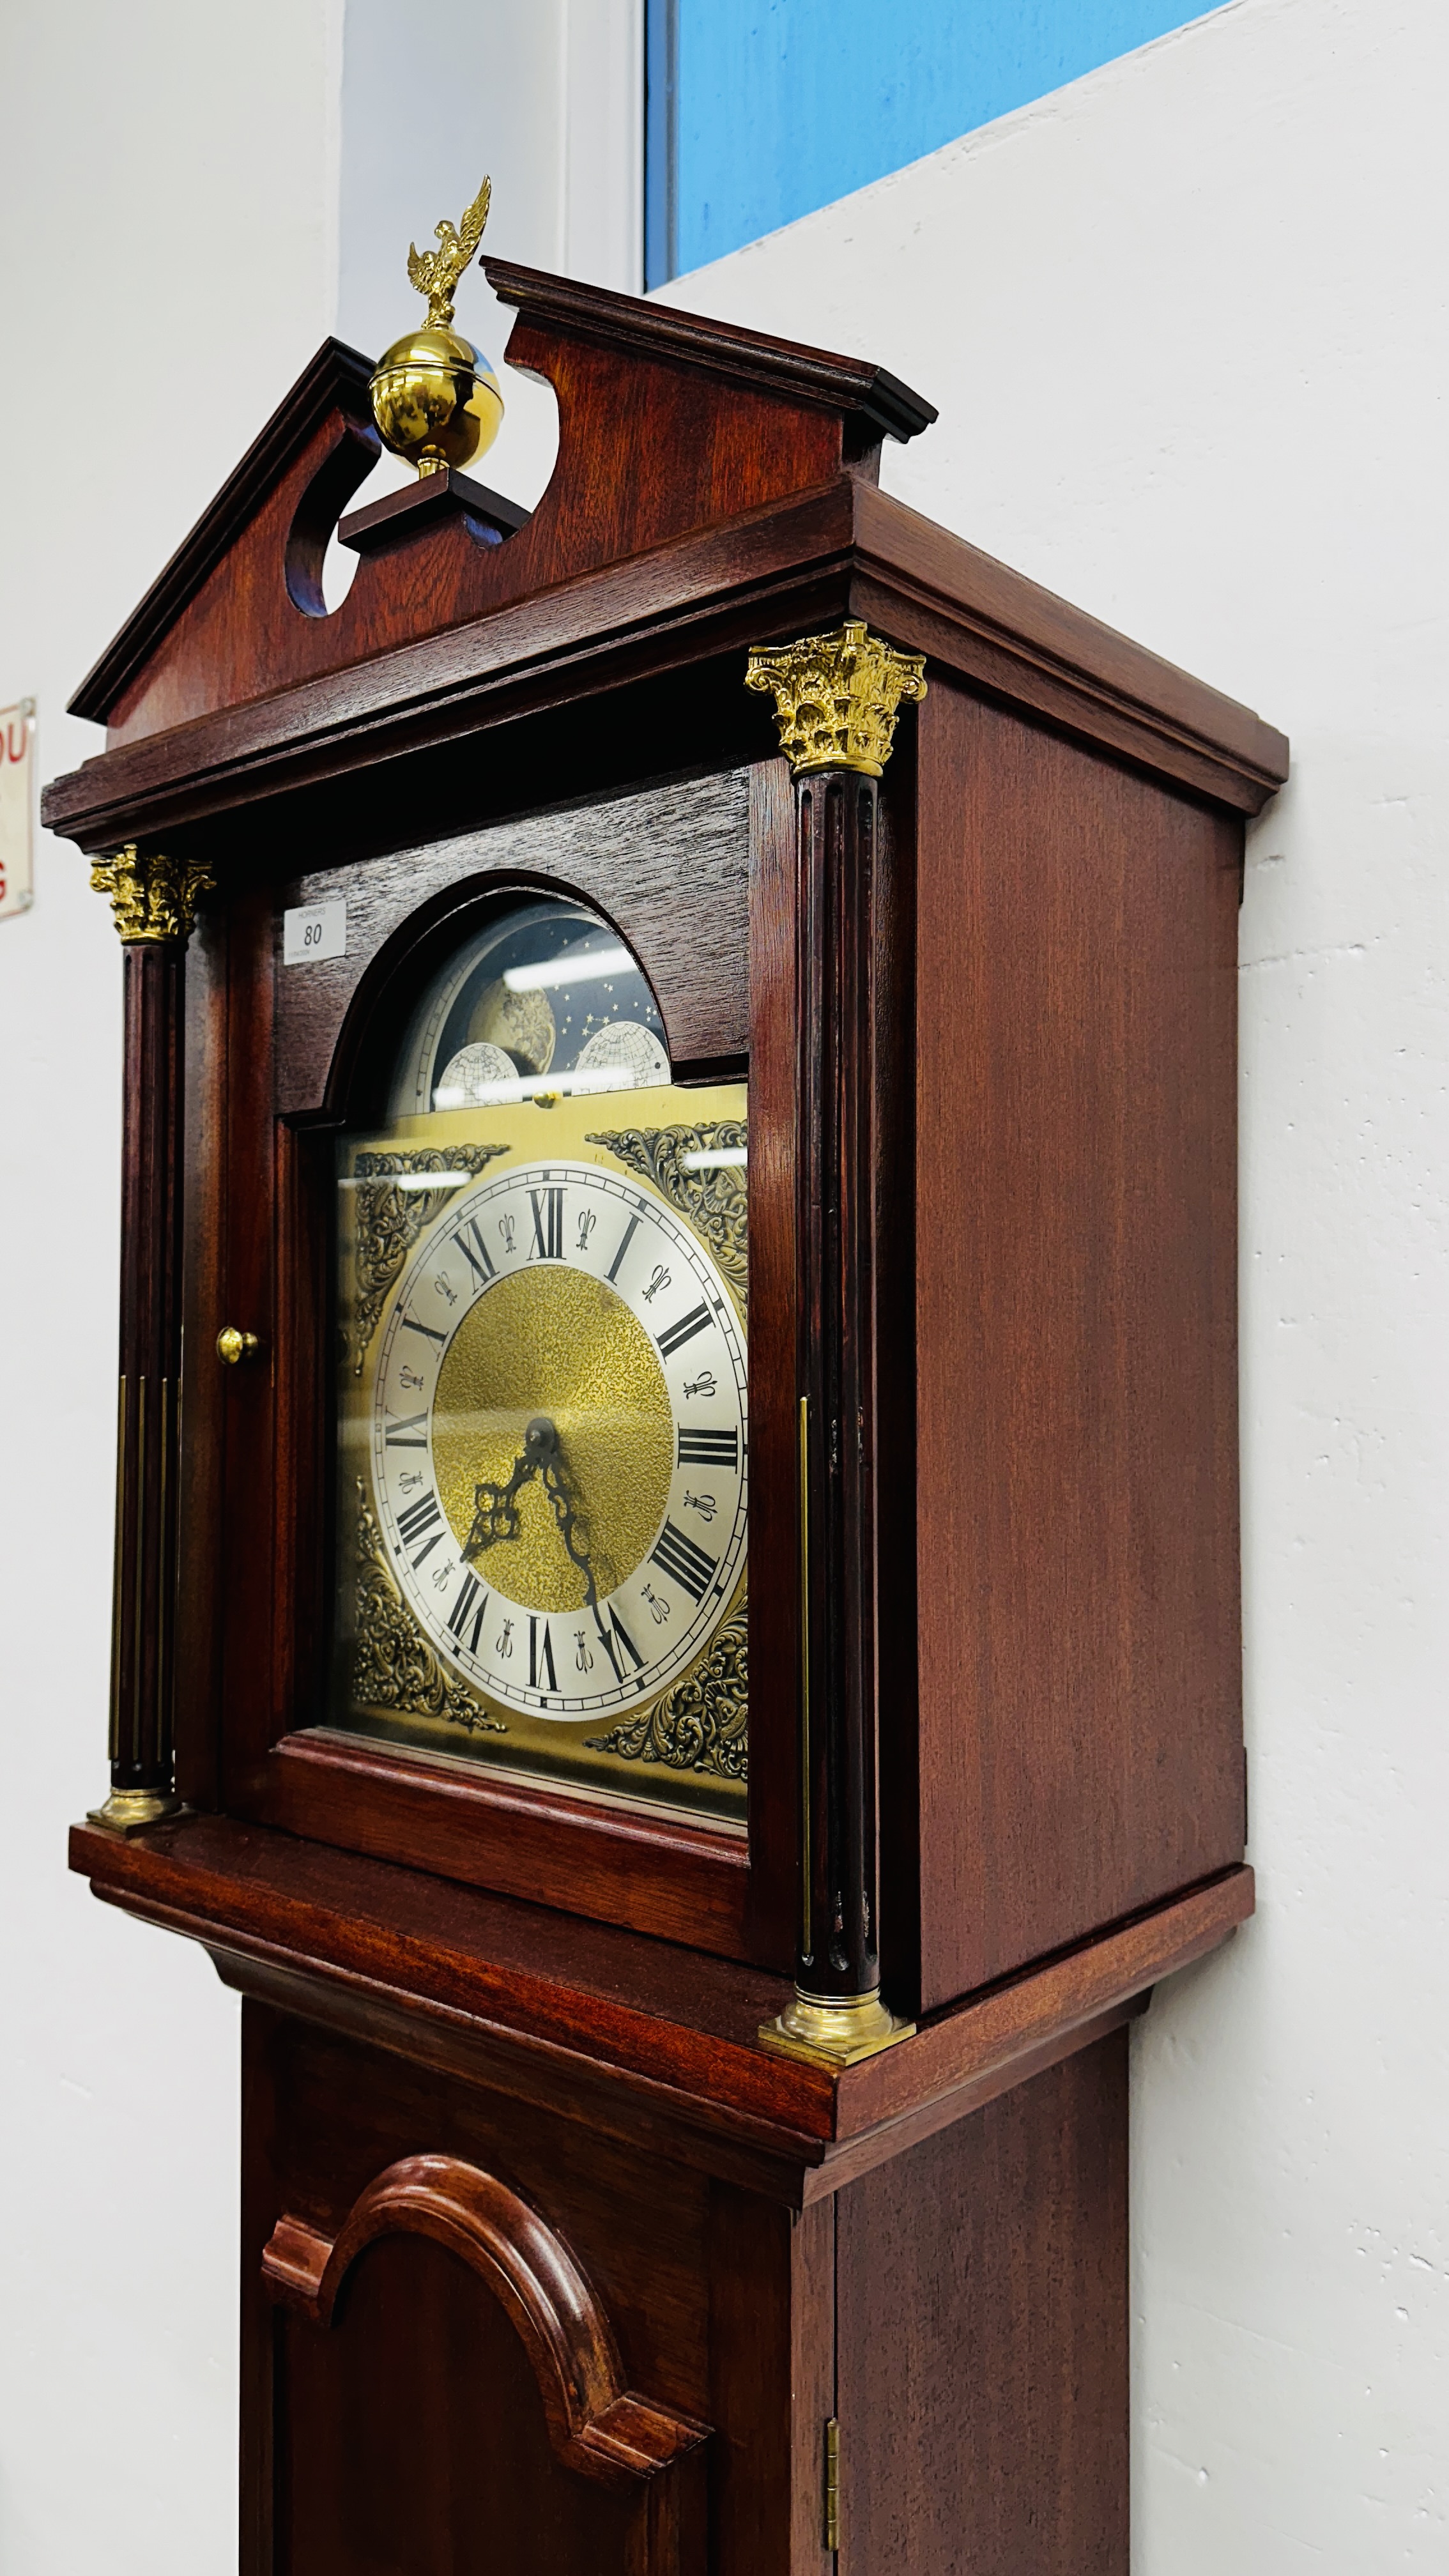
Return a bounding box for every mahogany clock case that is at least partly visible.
[48,264,1287,2576]
[243,2001,1130,2576]
[197,763,769,1961]
[47,267,1287,2028]
[91,691,1251,2022]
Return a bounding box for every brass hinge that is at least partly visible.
[824,2416,841,2555]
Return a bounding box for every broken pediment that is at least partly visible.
[72,263,937,749]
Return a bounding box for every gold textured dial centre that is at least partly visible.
[432,1267,673,1614]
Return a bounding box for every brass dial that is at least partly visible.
[369,1156,747,1722]
[432,1266,673,1611]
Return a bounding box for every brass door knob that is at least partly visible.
[217,1326,263,1367]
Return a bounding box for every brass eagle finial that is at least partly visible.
[406,177,492,330]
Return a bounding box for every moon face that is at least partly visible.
[574,1021,671,1087]
[466,977,556,1075]
[433,1041,518,1108]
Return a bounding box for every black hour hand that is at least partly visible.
[461,1415,556,1561]
[461,1473,526,1559]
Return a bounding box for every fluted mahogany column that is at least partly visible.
[746,623,925,2067]
[88,843,211,1832]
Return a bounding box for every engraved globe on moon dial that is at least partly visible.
[371,1160,747,1720]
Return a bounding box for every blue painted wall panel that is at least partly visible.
[647,0,1222,282]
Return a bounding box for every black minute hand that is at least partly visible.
[461,1416,600,1610]
[539,1442,599,1610]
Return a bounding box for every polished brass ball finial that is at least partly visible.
[369,176,505,479]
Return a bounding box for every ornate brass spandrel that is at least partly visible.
[407,177,492,330]
[584,1121,747,1310]
[90,844,214,945]
[585,1600,747,1781]
[352,1482,505,1734]
[347,1144,509,1368]
[744,620,927,777]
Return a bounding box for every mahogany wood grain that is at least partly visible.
[787,2199,837,2576]
[224,763,761,1960]
[744,755,801,1963]
[74,272,932,741]
[788,737,919,2019]
[271,765,751,1119]
[793,767,884,2000]
[824,1866,1245,2165]
[108,939,187,1793]
[872,739,922,2002]
[82,263,933,748]
[217,882,280,1800]
[270,1118,330,1760]
[486,260,935,454]
[705,2187,834,2576]
[226,1949,822,2212]
[69,1807,1250,2200]
[43,479,1287,863]
[275,2231,700,2572]
[284,2247,591,2568]
[240,2004,278,2576]
[241,2005,818,2572]
[69,338,375,723]
[55,262,1289,2576]
[836,2032,1129,2573]
[338,460,532,556]
[263,1729,750,1959]
[235,1993,1134,2570]
[259,2010,718,2411]
[262,2152,709,2486]
[42,484,842,853]
[239,1991,1131,2570]
[847,473,1287,809]
[173,904,228,1807]
[910,679,1246,2011]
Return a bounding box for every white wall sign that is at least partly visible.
[0,698,35,921]
[283,896,347,963]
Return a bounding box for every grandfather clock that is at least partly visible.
[49,186,1286,2573]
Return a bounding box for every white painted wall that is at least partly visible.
[0,8,344,2569]
[2,0,1442,2566]
[336,0,641,519]
[0,12,635,2568]
[663,1,1449,2563]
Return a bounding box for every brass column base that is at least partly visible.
[758,1988,916,2070]
[86,1786,184,1836]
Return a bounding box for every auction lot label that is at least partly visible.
[0,700,35,921]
